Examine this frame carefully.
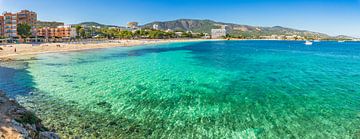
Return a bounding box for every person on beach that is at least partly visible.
[14,48,17,53]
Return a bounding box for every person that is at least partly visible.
[14,48,17,53]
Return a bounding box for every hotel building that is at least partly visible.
[211,29,227,39]
[127,22,139,29]
[211,25,228,39]
[1,10,37,38]
[37,25,77,39]
[0,16,4,37]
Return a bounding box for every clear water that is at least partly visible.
[0,41,359,138]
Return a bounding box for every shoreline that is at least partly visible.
[0,39,212,60]
[0,91,59,139]
[1,39,358,61]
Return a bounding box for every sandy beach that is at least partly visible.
[0,39,208,60]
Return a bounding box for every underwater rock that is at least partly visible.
[39,131,60,139]
[0,91,59,139]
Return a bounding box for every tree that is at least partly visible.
[75,25,82,34]
[79,28,86,38]
[181,32,193,38]
[117,30,133,39]
[17,23,32,41]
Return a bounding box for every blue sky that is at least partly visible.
[1,0,360,37]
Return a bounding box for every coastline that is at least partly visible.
[1,39,357,61]
[0,39,212,60]
[0,91,59,139]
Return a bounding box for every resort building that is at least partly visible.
[0,16,4,37]
[127,22,139,29]
[153,24,159,30]
[211,29,227,39]
[37,25,77,39]
[2,10,37,38]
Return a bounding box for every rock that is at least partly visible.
[39,132,60,139]
[9,98,16,102]
[11,120,29,138]
[15,108,27,115]
[25,124,36,131]
[0,90,58,139]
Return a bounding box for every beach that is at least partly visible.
[0,39,208,60]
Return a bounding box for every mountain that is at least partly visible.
[142,19,330,38]
[334,35,356,40]
[74,22,119,28]
[36,21,64,28]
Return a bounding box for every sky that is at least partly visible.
[1,0,360,37]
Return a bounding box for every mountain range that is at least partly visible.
[50,19,354,39]
[142,19,330,38]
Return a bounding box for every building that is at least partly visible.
[1,10,37,38]
[153,24,159,30]
[211,29,227,39]
[127,22,138,29]
[37,25,76,39]
[0,16,4,37]
[3,12,17,38]
[16,10,37,36]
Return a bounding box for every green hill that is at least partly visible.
[75,22,119,28]
[142,19,330,38]
[36,21,64,28]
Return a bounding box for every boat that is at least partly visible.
[338,40,345,43]
[305,41,313,45]
[314,40,321,42]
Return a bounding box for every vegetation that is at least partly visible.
[76,27,205,39]
[17,23,32,41]
[143,19,331,39]
[15,111,41,125]
[36,21,64,28]
[75,22,118,28]
[74,25,92,38]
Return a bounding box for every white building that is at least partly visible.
[70,28,77,38]
[127,22,139,29]
[153,24,159,30]
[211,29,227,39]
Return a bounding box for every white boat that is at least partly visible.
[314,40,321,42]
[338,40,345,43]
[305,41,313,45]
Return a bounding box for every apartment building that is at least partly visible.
[211,29,227,39]
[211,25,228,39]
[0,16,4,37]
[37,25,77,39]
[1,10,37,38]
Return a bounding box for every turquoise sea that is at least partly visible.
[0,41,359,138]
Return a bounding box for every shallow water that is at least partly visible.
[0,41,359,138]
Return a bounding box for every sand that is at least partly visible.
[0,39,209,59]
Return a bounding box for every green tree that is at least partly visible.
[75,25,82,34]
[17,23,32,41]
[181,32,193,38]
[117,30,133,39]
[79,28,86,38]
